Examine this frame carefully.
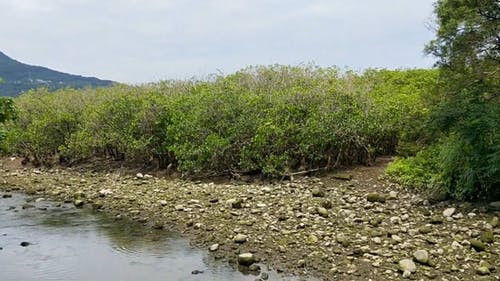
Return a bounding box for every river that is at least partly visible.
[0,192,300,281]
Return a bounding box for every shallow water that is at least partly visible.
[0,193,298,281]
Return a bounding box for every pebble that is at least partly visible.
[209,243,219,251]
[238,253,255,266]
[398,259,416,273]
[443,208,455,217]
[233,234,248,243]
[413,249,429,265]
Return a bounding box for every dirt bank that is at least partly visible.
[0,157,498,280]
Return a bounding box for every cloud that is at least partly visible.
[0,0,436,83]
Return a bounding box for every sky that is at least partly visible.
[0,0,437,84]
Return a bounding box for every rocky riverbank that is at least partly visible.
[1,157,498,280]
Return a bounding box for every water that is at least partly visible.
[0,193,297,281]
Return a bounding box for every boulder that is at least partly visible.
[238,253,255,266]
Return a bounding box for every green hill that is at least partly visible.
[0,51,114,97]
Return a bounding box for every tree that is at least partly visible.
[0,78,17,144]
[425,0,499,198]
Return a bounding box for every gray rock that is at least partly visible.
[398,259,417,273]
[429,216,443,224]
[488,201,500,211]
[20,241,30,247]
[248,264,261,272]
[238,253,255,266]
[413,250,429,265]
[311,187,325,197]
[209,243,219,252]
[260,272,269,280]
[191,269,204,275]
[233,234,248,243]
[366,193,386,203]
[442,208,455,217]
[158,200,168,206]
[470,239,486,251]
[316,207,329,218]
[174,205,184,211]
[306,234,318,245]
[226,198,242,209]
[489,216,499,228]
[480,230,494,243]
[73,199,84,207]
[476,266,490,275]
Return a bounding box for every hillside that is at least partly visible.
[0,51,114,97]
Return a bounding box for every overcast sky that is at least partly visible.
[0,0,437,83]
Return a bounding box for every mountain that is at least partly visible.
[0,51,115,97]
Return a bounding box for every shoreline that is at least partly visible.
[1,158,498,280]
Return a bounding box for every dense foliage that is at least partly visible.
[0,51,114,97]
[386,0,499,199]
[3,66,437,177]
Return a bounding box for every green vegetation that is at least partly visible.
[0,51,114,97]
[2,66,437,177]
[386,0,499,200]
[0,78,17,148]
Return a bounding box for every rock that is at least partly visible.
[391,234,402,243]
[418,226,432,234]
[398,259,417,273]
[366,193,386,203]
[470,239,486,251]
[488,201,500,211]
[73,199,84,207]
[2,194,12,198]
[413,250,429,265]
[306,234,319,245]
[191,269,204,275]
[476,266,490,275]
[442,208,455,217]
[480,230,494,243]
[387,191,398,200]
[320,200,332,209]
[332,173,352,181]
[238,253,255,266]
[233,234,248,243]
[370,216,384,227]
[209,243,219,252]
[311,187,325,197]
[316,207,329,218]
[489,216,499,228]
[174,205,184,211]
[260,272,269,280]
[226,198,242,209]
[336,234,350,247]
[429,216,443,224]
[248,264,261,272]
[427,189,449,203]
[98,189,113,197]
[297,259,306,267]
[20,241,30,247]
[136,173,144,179]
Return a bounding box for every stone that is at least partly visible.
[136,173,144,179]
[306,234,319,245]
[158,200,168,206]
[20,241,30,247]
[209,243,219,252]
[311,187,325,197]
[429,216,443,224]
[332,173,352,181]
[320,200,332,209]
[488,201,500,211]
[489,216,499,228]
[442,208,455,217]
[233,234,248,243]
[98,189,113,197]
[476,266,490,275]
[2,194,12,198]
[297,259,306,267]
[191,269,204,275]
[316,207,329,218]
[418,226,432,234]
[226,198,242,209]
[238,253,255,266]
[480,230,494,243]
[470,239,486,251]
[366,193,386,203]
[336,234,350,247]
[248,264,261,272]
[398,259,417,273]
[370,216,384,227]
[174,205,184,211]
[73,199,84,207]
[387,191,398,200]
[260,272,269,280]
[413,250,429,265]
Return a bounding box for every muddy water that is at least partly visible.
[0,193,299,281]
